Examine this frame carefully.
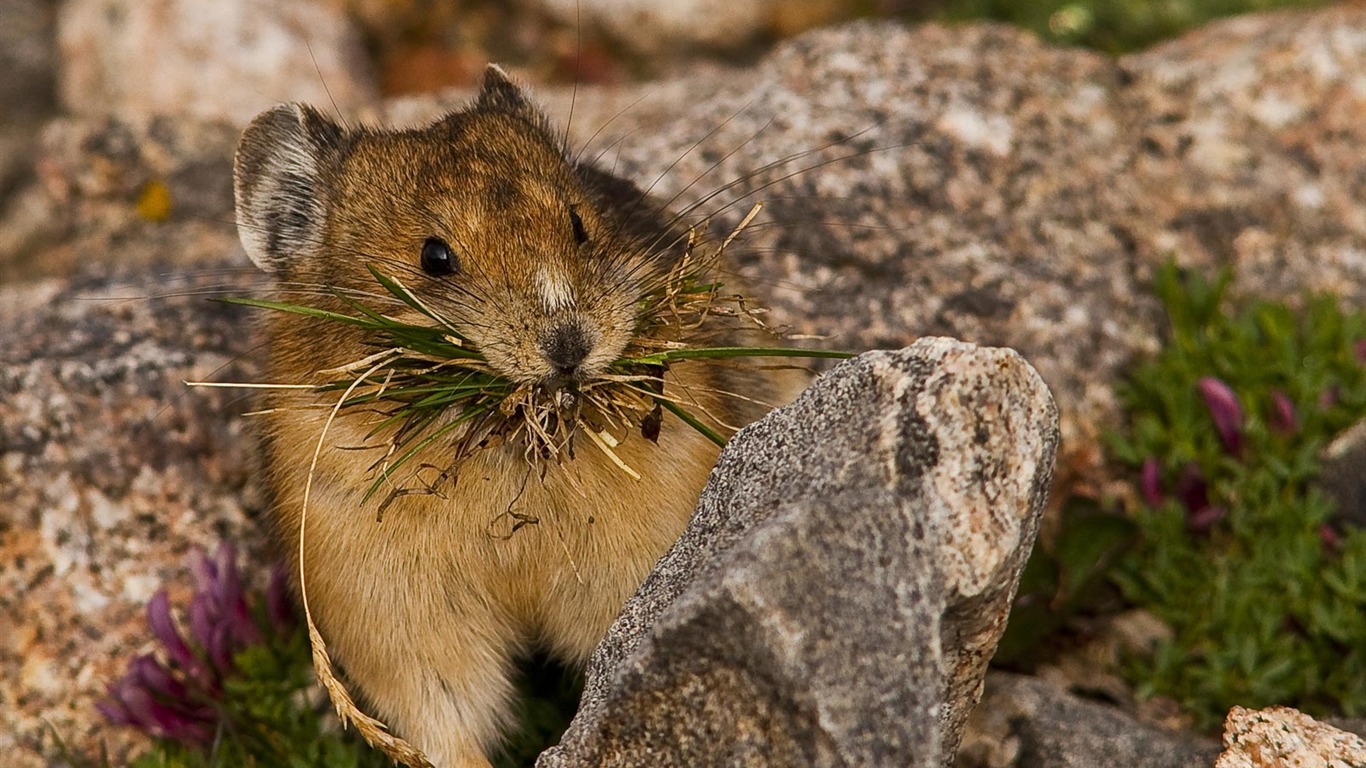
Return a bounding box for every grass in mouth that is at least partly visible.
[216,207,851,503]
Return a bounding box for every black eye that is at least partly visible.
[568,207,588,245]
[420,237,458,276]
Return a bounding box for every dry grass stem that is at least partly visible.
[297,361,434,768]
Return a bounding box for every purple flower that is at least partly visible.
[1354,339,1366,364]
[96,670,216,747]
[146,590,211,689]
[1320,524,1341,553]
[266,565,296,633]
[1197,377,1245,456]
[189,543,264,650]
[1319,386,1340,410]
[1268,390,1298,435]
[1140,457,1164,507]
[98,543,296,747]
[1176,464,1226,533]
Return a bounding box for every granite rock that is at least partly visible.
[538,339,1059,767]
[5,114,243,279]
[0,269,268,766]
[57,0,377,123]
[1215,706,1366,768]
[956,671,1219,768]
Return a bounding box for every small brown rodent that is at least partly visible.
[233,66,796,767]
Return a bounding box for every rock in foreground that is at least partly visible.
[1215,706,1366,768]
[539,339,1059,767]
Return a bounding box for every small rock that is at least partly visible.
[57,0,377,123]
[1215,706,1366,768]
[956,672,1219,768]
[539,339,1060,767]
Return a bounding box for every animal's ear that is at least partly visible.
[477,64,536,117]
[233,104,345,275]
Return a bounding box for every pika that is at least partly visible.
[233,66,795,767]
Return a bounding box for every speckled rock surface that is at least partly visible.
[1214,706,1366,768]
[956,672,1219,768]
[0,270,269,766]
[537,339,1059,767]
[1120,11,1366,302]
[57,0,376,123]
[7,115,243,280]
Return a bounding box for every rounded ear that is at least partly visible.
[233,104,345,275]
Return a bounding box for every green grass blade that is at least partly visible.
[217,297,376,328]
[366,264,447,325]
[361,406,492,503]
[656,398,726,447]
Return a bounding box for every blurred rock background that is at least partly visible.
[0,0,1337,281]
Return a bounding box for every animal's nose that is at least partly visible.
[540,322,592,376]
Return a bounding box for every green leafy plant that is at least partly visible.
[95,544,581,768]
[97,544,391,768]
[1109,262,1366,729]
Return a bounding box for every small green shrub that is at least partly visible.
[1109,262,1366,728]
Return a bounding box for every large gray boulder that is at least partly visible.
[539,339,1059,767]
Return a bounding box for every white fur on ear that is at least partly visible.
[232,104,343,275]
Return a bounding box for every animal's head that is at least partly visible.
[233,65,679,388]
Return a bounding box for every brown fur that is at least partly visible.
[234,66,796,767]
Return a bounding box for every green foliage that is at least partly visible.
[935,0,1328,53]
[115,628,578,768]
[124,631,391,768]
[1110,262,1366,729]
[997,496,1137,668]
